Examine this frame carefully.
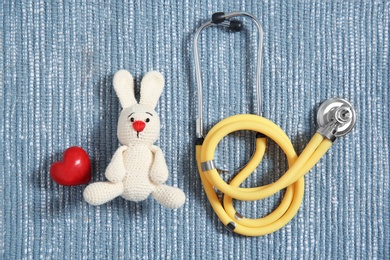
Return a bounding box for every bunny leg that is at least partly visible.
[152,184,186,209]
[83,182,124,205]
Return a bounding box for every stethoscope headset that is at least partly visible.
[194,12,357,236]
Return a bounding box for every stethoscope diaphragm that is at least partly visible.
[317,98,357,140]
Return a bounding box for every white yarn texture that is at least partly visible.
[84,70,185,209]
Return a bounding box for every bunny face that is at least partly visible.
[113,70,165,146]
[117,104,160,145]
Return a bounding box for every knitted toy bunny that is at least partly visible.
[83,70,185,209]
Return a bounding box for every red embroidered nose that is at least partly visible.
[133,120,146,132]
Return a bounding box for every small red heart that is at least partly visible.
[50,146,91,186]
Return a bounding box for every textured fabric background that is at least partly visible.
[1,1,389,259]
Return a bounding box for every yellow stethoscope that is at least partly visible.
[194,12,357,236]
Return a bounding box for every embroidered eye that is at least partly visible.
[129,117,135,122]
[145,118,150,123]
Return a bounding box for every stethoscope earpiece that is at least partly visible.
[211,12,226,23]
[225,20,242,32]
[212,12,243,32]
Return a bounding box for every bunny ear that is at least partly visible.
[113,70,137,108]
[139,71,164,108]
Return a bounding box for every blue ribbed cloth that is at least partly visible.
[1,1,389,259]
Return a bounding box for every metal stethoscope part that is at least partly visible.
[317,98,357,141]
[194,11,263,139]
[194,11,357,236]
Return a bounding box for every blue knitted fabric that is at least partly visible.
[1,1,389,259]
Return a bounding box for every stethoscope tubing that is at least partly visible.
[199,114,331,200]
[196,114,332,236]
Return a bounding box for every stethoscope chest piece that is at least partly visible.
[317,98,357,141]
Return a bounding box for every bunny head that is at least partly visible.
[113,70,164,146]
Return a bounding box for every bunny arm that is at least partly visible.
[105,145,128,183]
[149,145,169,184]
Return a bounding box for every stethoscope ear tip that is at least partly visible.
[212,12,226,23]
[227,20,243,32]
[211,12,243,32]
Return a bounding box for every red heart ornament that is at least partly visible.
[50,146,91,186]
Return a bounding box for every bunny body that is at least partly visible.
[121,145,155,201]
[83,70,185,209]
